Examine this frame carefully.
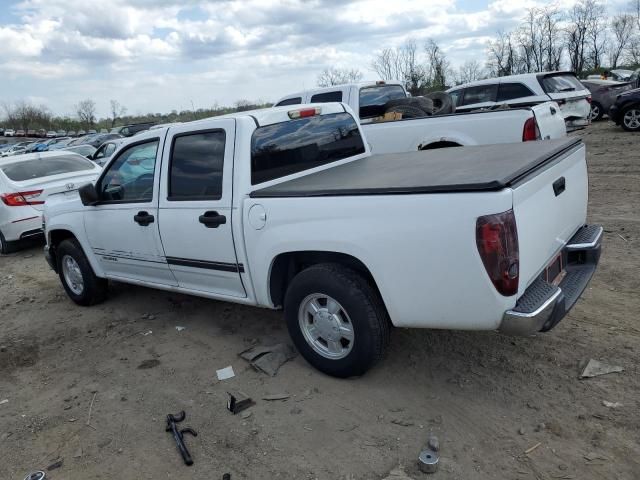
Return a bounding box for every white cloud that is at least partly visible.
[0,0,632,117]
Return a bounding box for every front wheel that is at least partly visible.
[621,107,640,131]
[284,264,390,378]
[57,239,108,306]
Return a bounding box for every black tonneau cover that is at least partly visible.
[250,138,582,198]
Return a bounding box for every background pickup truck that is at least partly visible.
[274,81,567,153]
[43,103,601,378]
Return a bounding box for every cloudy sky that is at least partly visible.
[0,0,628,118]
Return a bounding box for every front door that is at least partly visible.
[158,120,245,297]
[84,135,176,285]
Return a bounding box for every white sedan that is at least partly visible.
[0,151,101,254]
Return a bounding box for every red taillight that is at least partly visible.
[288,107,321,119]
[476,209,519,296]
[0,190,44,206]
[586,95,592,104]
[522,117,540,142]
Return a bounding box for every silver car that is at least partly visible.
[0,151,101,253]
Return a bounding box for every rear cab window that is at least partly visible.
[539,74,586,94]
[359,85,407,119]
[310,91,343,103]
[1,155,95,181]
[251,112,365,185]
[275,97,302,107]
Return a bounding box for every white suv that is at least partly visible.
[447,72,591,131]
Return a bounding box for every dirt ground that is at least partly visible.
[1,121,638,480]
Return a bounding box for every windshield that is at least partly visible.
[540,74,585,94]
[1,155,95,181]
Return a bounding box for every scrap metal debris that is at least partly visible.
[227,391,254,414]
[23,472,45,480]
[165,411,197,466]
[418,448,439,473]
[262,393,290,401]
[216,366,235,381]
[580,359,624,378]
[239,343,296,376]
[602,400,623,408]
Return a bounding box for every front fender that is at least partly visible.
[47,217,105,278]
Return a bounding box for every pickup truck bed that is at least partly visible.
[251,138,581,197]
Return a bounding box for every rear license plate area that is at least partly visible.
[545,254,565,286]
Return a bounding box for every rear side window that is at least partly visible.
[1,155,95,181]
[359,85,407,118]
[310,91,343,103]
[251,112,365,185]
[497,83,535,102]
[448,89,462,106]
[540,74,585,93]
[276,97,302,107]
[169,130,225,200]
[460,84,498,106]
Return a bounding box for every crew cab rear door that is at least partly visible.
[158,120,246,298]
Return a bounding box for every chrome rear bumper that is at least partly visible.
[500,225,602,336]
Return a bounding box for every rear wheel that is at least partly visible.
[284,263,390,378]
[589,101,603,121]
[621,107,640,131]
[57,239,107,306]
[0,231,15,255]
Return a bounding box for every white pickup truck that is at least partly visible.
[43,103,602,378]
[274,81,567,153]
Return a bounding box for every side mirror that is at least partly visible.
[79,183,99,206]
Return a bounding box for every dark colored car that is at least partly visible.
[110,122,155,137]
[609,88,640,132]
[581,80,634,121]
[83,133,123,148]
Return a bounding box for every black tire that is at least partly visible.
[590,101,603,121]
[0,231,16,255]
[621,106,640,132]
[384,104,429,119]
[424,91,455,115]
[56,238,107,306]
[385,96,434,115]
[284,263,390,378]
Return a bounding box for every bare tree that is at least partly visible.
[109,100,127,128]
[317,67,363,87]
[371,40,429,95]
[457,60,484,84]
[609,14,635,67]
[76,99,97,128]
[487,31,519,76]
[425,39,450,89]
[2,100,51,131]
[565,0,602,75]
[587,1,608,70]
[629,0,640,63]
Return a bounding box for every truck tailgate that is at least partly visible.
[530,102,566,139]
[512,141,587,296]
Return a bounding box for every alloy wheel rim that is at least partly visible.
[623,109,640,129]
[590,105,600,120]
[62,255,84,295]
[298,293,355,360]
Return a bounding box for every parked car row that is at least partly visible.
[1,122,157,139]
